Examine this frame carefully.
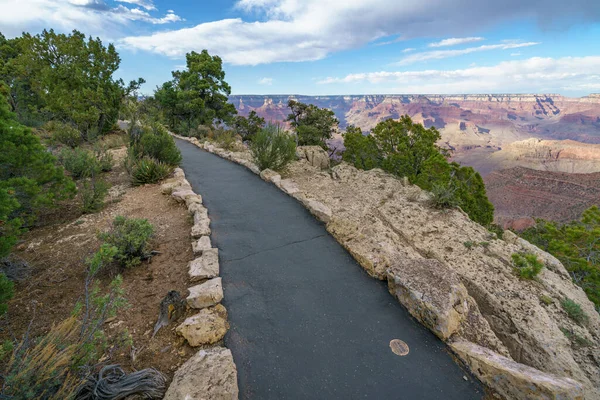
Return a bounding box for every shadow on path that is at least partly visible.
[176,139,484,399]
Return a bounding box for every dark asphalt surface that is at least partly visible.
[176,139,484,400]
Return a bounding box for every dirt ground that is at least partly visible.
[0,145,199,383]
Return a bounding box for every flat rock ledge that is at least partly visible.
[451,341,585,400]
[189,248,219,281]
[187,277,223,309]
[176,304,229,346]
[164,347,238,400]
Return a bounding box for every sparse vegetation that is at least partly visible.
[342,116,494,226]
[560,327,592,348]
[213,128,237,150]
[561,298,588,325]
[128,156,173,186]
[540,295,554,305]
[98,216,154,268]
[250,123,297,172]
[511,252,544,279]
[59,147,100,179]
[47,121,83,148]
[463,241,475,249]
[80,177,109,213]
[520,206,600,312]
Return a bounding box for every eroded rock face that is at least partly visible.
[189,248,219,281]
[297,146,330,169]
[164,347,238,400]
[387,259,468,341]
[451,341,585,400]
[187,277,223,309]
[176,304,229,346]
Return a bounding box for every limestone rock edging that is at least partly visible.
[163,166,238,398]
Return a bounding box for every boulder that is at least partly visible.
[302,199,332,223]
[387,259,469,340]
[451,341,585,400]
[176,304,229,346]
[192,236,212,256]
[171,189,196,203]
[164,347,238,400]
[187,277,223,309]
[188,249,219,281]
[173,168,186,179]
[297,146,330,169]
[185,193,203,208]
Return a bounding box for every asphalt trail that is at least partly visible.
[176,139,484,399]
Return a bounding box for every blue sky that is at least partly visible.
[1,0,600,96]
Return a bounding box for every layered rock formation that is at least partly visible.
[486,167,600,227]
[185,137,600,399]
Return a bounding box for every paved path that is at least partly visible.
[176,139,484,399]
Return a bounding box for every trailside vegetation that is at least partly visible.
[286,99,339,149]
[154,50,237,134]
[233,110,265,142]
[250,123,297,172]
[520,206,600,312]
[342,115,494,225]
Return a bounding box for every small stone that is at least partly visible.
[280,179,300,195]
[187,277,223,309]
[303,199,332,223]
[192,236,212,256]
[188,248,219,281]
[260,168,281,183]
[175,304,229,346]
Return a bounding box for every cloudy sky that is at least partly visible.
[1,0,599,95]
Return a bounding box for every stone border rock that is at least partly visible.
[172,135,592,400]
[161,167,239,399]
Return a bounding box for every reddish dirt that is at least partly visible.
[1,149,199,383]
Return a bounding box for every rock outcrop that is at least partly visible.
[176,304,229,346]
[164,347,238,400]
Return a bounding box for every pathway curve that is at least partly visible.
[176,139,484,399]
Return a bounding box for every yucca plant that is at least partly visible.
[130,156,173,186]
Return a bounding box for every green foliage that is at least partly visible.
[561,298,588,325]
[132,123,181,166]
[9,29,144,134]
[342,115,494,225]
[520,206,600,311]
[80,177,109,213]
[154,50,236,134]
[250,123,297,172]
[188,124,213,140]
[59,147,99,179]
[94,145,114,172]
[213,128,237,150]
[540,295,554,305]
[233,110,265,141]
[0,93,75,258]
[0,273,14,315]
[511,252,544,279]
[287,100,338,149]
[463,241,475,249]
[47,121,83,148]
[98,216,154,268]
[128,156,173,186]
[342,125,380,169]
[560,327,592,348]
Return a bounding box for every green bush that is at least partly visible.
[59,148,99,179]
[250,123,297,172]
[430,182,460,209]
[98,216,154,268]
[48,122,82,148]
[135,124,181,166]
[511,253,544,279]
[189,124,213,140]
[520,207,600,312]
[561,298,588,325]
[129,156,173,186]
[233,111,265,141]
[94,145,114,172]
[80,178,109,213]
[213,128,237,150]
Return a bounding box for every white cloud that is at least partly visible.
[396,41,539,65]
[119,0,600,65]
[428,37,484,47]
[115,0,156,10]
[258,77,273,85]
[402,47,416,53]
[0,0,182,38]
[511,52,521,56]
[317,56,600,94]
